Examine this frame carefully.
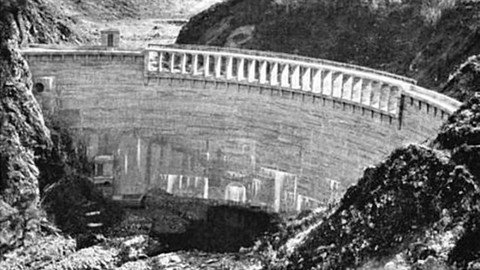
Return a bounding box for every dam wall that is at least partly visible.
[22,45,461,212]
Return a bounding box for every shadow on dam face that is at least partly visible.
[145,190,280,253]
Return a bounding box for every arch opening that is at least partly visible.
[33,82,45,93]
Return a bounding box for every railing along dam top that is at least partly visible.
[145,45,461,117]
[21,45,462,116]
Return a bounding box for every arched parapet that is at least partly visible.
[145,45,416,119]
[144,44,462,125]
[21,45,461,124]
[404,85,461,116]
[148,44,417,84]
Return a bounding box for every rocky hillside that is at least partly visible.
[18,0,81,44]
[441,55,480,101]
[177,0,272,47]
[267,144,478,269]
[177,0,480,96]
[20,0,225,47]
[0,0,224,47]
[56,0,223,20]
[0,0,51,255]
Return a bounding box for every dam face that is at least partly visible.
[23,45,460,212]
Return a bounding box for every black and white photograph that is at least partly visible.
[0,0,479,269]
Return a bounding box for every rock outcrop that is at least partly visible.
[0,0,51,255]
[440,55,480,104]
[279,145,478,269]
[23,0,80,44]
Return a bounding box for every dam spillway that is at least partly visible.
[22,44,461,212]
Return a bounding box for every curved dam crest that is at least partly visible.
[22,44,461,213]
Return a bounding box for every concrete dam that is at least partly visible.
[22,42,461,213]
